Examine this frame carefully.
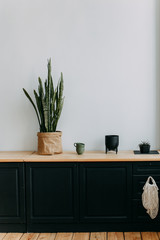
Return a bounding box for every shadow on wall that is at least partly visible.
[156,0,160,148]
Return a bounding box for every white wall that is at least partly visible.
[0,0,159,151]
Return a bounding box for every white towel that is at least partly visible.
[142,176,159,219]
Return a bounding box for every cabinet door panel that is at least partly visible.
[80,163,132,222]
[0,163,25,223]
[26,163,78,223]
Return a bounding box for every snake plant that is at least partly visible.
[23,59,64,132]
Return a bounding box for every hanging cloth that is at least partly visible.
[142,176,159,219]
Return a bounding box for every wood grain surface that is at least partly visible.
[0,151,33,162]
[0,151,160,162]
[24,150,160,162]
[0,232,160,240]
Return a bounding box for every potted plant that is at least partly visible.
[139,141,150,154]
[23,59,64,155]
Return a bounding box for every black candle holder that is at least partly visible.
[105,135,119,154]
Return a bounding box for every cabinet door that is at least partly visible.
[26,163,78,223]
[80,162,132,222]
[0,163,25,223]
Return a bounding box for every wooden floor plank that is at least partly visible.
[141,232,159,240]
[108,232,124,240]
[90,232,106,240]
[1,232,160,240]
[38,233,56,240]
[72,232,90,240]
[0,233,7,240]
[20,233,40,240]
[55,233,73,240]
[124,232,141,240]
[3,233,23,240]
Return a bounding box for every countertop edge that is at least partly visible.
[0,151,160,162]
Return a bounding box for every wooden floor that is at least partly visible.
[0,232,160,240]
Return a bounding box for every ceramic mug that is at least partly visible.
[74,143,85,155]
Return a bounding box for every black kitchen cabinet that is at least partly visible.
[0,163,25,232]
[79,162,132,222]
[26,162,133,232]
[26,163,78,226]
[1,158,160,232]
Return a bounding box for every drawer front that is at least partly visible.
[133,162,160,175]
[133,200,160,222]
[133,175,160,199]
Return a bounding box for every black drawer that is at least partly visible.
[133,200,160,222]
[133,175,160,199]
[133,162,160,175]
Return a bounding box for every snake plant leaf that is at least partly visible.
[51,86,57,114]
[37,79,46,132]
[57,97,64,120]
[59,73,64,100]
[38,77,44,98]
[44,107,49,132]
[23,88,41,127]
[47,59,52,131]
[50,76,54,98]
[44,78,49,131]
[42,89,49,132]
[47,59,51,83]
[33,90,46,132]
[50,76,54,128]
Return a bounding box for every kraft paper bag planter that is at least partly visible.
[37,132,62,155]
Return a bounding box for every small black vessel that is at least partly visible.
[105,135,119,154]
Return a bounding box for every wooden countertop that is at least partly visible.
[25,150,160,162]
[0,151,34,162]
[0,151,160,162]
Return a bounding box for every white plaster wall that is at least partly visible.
[0,0,159,151]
